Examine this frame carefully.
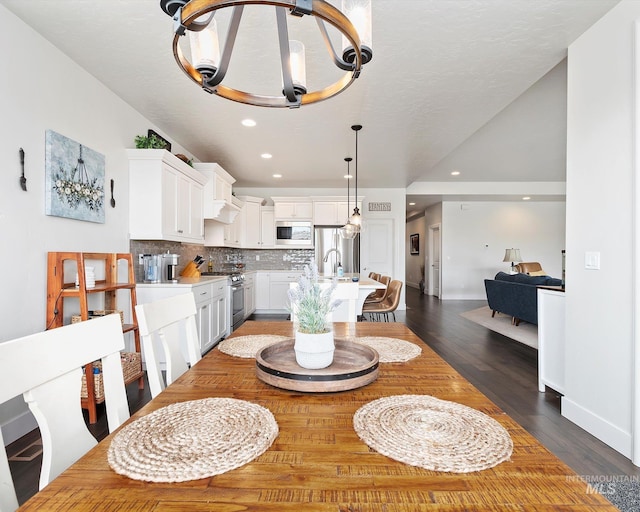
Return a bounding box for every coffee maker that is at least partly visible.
[162,252,180,282]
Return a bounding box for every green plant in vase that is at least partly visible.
[287,260,341,369]
[288,260,340,333]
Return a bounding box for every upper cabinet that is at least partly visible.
[193,162,240,224]
[272,197,313,220]
[128,149,208,243]
[312,197,364,226]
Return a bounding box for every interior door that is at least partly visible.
[429,224,441,298]
[361,219,394,277]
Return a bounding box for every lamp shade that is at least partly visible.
[502,249,522,263]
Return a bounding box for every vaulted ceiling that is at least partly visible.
[1,0,620,209]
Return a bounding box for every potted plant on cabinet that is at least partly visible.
[287,260,341,369]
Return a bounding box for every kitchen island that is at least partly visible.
[317,274,386,321]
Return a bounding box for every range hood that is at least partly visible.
[206,197,242,224]
[194,163,240,224]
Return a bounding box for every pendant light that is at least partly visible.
[349,124,362,228]
[339,157,358,239]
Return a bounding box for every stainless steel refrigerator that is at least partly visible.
[314,227,360,276]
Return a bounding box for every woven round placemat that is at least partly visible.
[107,398,278,482]
[353,395,512,473]
[218,334,289,358]
[354,336,422,362]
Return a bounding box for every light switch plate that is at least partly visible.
[585,251,601,270]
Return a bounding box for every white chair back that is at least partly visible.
[135,293,201,399]
[0,314,129,512]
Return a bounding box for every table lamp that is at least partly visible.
[503,248,522,273]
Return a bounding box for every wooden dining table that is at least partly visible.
[20,321,616,511]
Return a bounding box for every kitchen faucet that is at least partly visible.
[323,248,342,274]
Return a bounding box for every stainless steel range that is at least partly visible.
[200,269,246,331]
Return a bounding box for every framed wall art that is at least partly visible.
[410,233,420,255]
[45,130,105,223]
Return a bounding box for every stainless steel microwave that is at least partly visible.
[275,221,313,246]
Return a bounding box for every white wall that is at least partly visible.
[440,201,566,300]
[406,214,427,289]
[0,6,193,443]
[564,0,639,460]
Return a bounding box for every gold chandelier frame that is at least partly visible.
[165,0,367,108]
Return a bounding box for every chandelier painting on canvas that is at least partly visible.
[45,130,105,223]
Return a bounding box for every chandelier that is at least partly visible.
[159,0,373,108]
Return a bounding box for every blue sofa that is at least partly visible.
[484,272,563,326]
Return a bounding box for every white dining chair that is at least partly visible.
[135,293,202,399]
[0,314,129,512]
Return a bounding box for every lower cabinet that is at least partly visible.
[137,278,230,361]
[244,272,256,318]
[255,272,301,312]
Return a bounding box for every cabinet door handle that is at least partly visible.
[200,291,207,295]
[178,229,184,233]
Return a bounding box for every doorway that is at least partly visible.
[428,223,441,298]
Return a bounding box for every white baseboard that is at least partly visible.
[562,397,632,459]
[1,410,37,447]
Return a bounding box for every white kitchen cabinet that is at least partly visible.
[273,198,313,220]
[313,198,362,226]
[269,272,302,310]
[136,277,230,358]
[128,149,207,243]
[193,282,213,354]
[260,207,275,248]
[244,272,256,318]
[211,281,229,345]
[256,273,271,310]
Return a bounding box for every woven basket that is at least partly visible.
[72,310,124,325]
[81,352,141,400]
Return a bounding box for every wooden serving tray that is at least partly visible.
[255,339,379,392]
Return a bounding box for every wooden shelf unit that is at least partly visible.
[46,252,144,423]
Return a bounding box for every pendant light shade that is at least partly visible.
[349,124,362,227]
[340,157,358,239]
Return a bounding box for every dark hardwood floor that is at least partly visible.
[7,287,639,506]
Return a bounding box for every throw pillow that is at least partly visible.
[528,270,547,276]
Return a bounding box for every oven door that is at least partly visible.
[231,284,245,330]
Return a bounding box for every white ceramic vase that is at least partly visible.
[294,330,335,369]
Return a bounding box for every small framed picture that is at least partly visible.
[410,233,419,255]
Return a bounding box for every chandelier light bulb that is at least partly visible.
[188,17,220,80]
[288,40,307,96]
[341,0,373,64]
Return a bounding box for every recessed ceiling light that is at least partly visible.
[261,153,272,159]
[273,174,282,178]
[344,174,352,179]
[451,171,460,176]
[241,119,256,127]
[522,196,531,200]
[409,202,416,206]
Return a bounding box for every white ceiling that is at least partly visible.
[1,0,620,205]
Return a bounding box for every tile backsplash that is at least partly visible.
[129,240,314,281]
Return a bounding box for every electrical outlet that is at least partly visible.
[138,254,144,265]
[256,255,260,261]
